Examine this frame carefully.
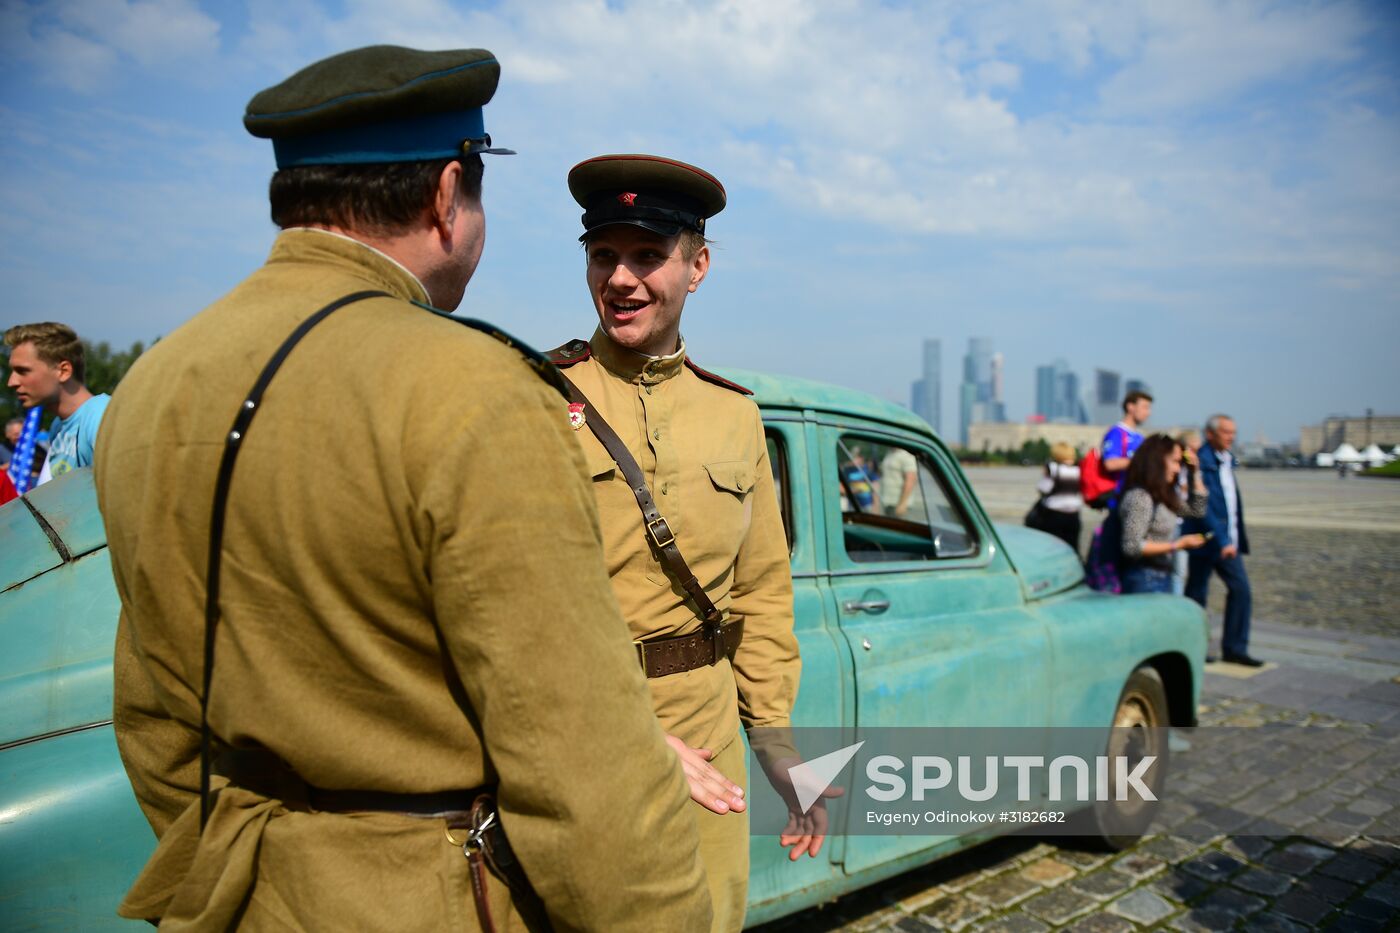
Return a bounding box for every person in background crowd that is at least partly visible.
[4,323,110,484]
[1101,389,1152,509]
[1183,414,1260,666]
[1026,441,1083,552]
[841,443,879,512]
[1118,435,1208,594]
[1,417,21,465]
[1172,430,1204,595]
[880,443,923,519]
[0,417,21,505]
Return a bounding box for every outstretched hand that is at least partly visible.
[665,734,746,815]
[763,756,845,860]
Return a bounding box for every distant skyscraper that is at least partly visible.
[1035,358,1085,423]
[1094,368,1122,425]
[909,339,941,435]
[991,352,1006,421]
[1125,379,1151,397]
[959,338,1003,445]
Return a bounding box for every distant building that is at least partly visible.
[991,352,1005,421]
[1035,358,1086,424]
[1299,412,1400,456]
[909,339,941,436]
[1093,368,1121,426]
[968,421,1193,457]
[959,338,1005,445]
[1125,379,1151,398]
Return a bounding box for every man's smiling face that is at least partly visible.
[585,225,708,357]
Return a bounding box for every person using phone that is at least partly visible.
[1118,435,1209,594]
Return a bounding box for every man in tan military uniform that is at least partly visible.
[95,49,710,931]
[550,155,807,932]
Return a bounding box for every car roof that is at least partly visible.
[714,367,936,438]
[0,470,107,592]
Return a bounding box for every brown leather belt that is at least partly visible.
[213,746,487,818]
[637,619,744,679]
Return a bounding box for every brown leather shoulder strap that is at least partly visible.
[559,375,722,627]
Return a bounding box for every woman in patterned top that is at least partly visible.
[1119,434,1209,594]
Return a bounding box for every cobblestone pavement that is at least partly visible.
[749,470,1400,931]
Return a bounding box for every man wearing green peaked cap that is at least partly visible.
[96,47,710,931]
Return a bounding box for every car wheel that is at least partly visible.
[1088,665,1170,850]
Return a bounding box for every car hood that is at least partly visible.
[993,523,1085,601]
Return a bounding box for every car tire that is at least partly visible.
[1058,666,1171,851]
[1091,665,1170,849]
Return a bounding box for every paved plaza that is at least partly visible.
[753,469,1400,931]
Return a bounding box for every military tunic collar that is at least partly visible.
[272,228,431,304]
[590,327,687,385]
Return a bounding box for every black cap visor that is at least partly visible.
[578,202,701,241]
[463,135,515,156]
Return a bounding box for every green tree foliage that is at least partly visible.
[1019,438,1052,464]
[2,338,153,426]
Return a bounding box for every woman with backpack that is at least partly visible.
[1118,434,1210,594]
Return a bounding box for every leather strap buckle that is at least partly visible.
[646,516,676,549]
[708,623,724,665]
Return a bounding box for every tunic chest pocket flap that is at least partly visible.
[586,447,617,480]
[704,460,755,496]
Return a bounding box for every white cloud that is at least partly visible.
[3,0,1396,439]
[200,0,1390,297]
[52,0,221,66]
[1096,0,1369,116]
[1,0,221,92]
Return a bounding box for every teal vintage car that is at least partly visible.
[0,371,1205,929]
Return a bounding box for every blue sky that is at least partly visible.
[2,0,1397,444]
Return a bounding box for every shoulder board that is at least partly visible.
[544,339,593,367]
[411,301,570,399]
[684,359,753,396]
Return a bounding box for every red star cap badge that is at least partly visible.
[617,192,638,206]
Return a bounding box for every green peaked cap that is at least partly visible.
[244,45,510,167]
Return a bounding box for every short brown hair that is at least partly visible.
[269,155,484,236]
[679,229,710,260]
[1122,390,1153,411]
[4,322,86,383]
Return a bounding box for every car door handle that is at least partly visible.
[843,599,890,615]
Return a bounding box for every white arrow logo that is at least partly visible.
[788,741,864,814]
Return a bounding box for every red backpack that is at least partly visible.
[1079,445,1119,509]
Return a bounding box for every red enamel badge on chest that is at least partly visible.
[568,402,587,430]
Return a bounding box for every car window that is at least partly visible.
[766,431,793,554]
[836,435,977,562]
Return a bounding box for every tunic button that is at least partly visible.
[661,483,669,495]
[644,385,652,395]
[653,429,662,441]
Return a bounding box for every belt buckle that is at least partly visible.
[646,516,676,549]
